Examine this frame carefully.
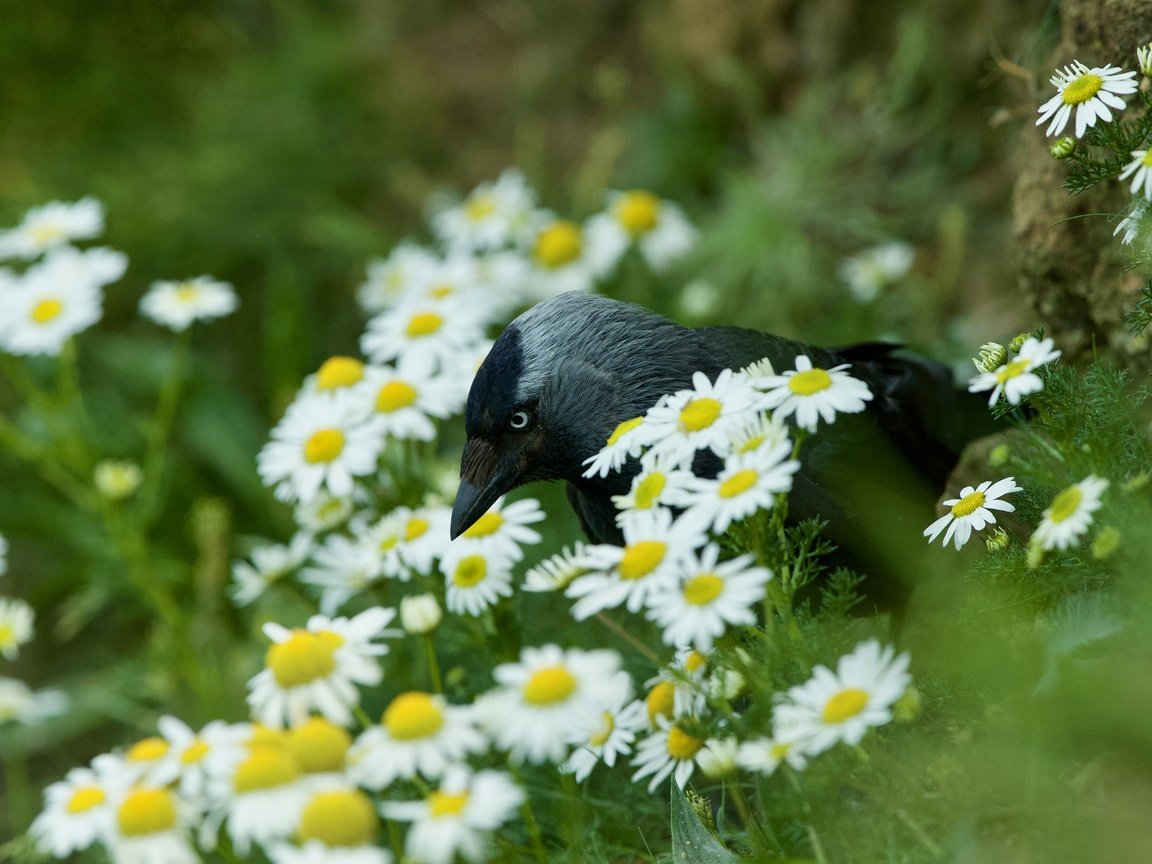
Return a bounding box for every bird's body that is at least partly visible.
[452,293,994,608]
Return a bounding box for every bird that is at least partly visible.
[450,292,998,609]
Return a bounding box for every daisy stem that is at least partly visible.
[57,337,94,472]
[2,753,31,837]
[0,413,94,508]
[594,611,661,662]
[423,633,444,694]
[386,816,405,861]
[725,776,754,835]
[354,705,374,730]
[509,762,548,863]
[141,329,191,524]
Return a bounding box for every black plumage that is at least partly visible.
[451,293,995,608]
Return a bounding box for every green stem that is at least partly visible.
[57,337,93,472]
[508,762,547,864]
[141,330,191,523]
[3,754,31,837]
[424,634,444,694]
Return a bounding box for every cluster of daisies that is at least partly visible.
[0,198,237,355]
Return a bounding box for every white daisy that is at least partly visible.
[478,643,626,764]
[356,242,440,314]
[610,454,698,518]
[269,786,386,863]
[561,674,647,782]
[0,676,68,725]
[585,189,697,271]
[736,736,808,776]
[257,391,384,503]
[565,507,708,620]
[298,533,381,615]
[154,715,249,800]
[523,543,590,592]
[293,490,356,533]
[94,460,144,501]
[837,241,915,303]
[222,742,312,854]
[1033,475,1109,551]
[772,639,911,757]
[139,275,238,331]
[726,410,790,456]
[396,504,451,575]
[360,296,487,367]
[0,197,104,260]
[641,369,766,468]
[0,596,34,660]
[923,476,1023,551]
[356,355,464,441]
[107,785,199,864]
[968,337,1061,407]
[1119,150,1152,199]
[630,715,705,791]
[30,764,118,858]
[524,216,612,299]
[271,841,391,864]
[752,354,874,433]
[348,691,487,789]
[442,550,516,617]
[381,766,524,864]
[644,545,772,651]
[230,533,313,607]
[582,413,659,479]
[246,607,398,728]
[299,355,367,397]
[443,495,544,568]
[679,441,800,534]
[1036,60,1137,138]
[284,715,353,779]
[1114,196,1151,245]
[431,168,539,253]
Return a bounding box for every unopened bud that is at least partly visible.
[1139,44,1152,78]
[1091,525,1121,560]
[972,342,1008,374]
[697,738,739,779]
[1008,332,1032,353]
[985,527,1011,552]
[400,594,442,635]
[1049,136,1076,159]
[707,667,745,701]
[94,460,143,500]
[1123,472,1150,493]
[988,443,1011,468]
[1026,538,1045,570]
[893,686,922,723]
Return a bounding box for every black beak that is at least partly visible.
[450,439,516,539]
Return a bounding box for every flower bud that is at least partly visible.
[972,342,1007,374]
[1026,538,1045,570]
[1091,525,1121,560]
[985,527,1011,552]
[94,460,143,500]
[400,594,442,635]
[1008,332,1032,353]
[1139,44,1152,78]
[893,686,922,723]
[1049,136,1076,159]
[696,737,739,779]
[988,443,1011,468]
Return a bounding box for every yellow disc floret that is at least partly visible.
[666,725,705,761]
[67,786,106,814]
[376,380,418,413]
[682,573,724,606]
[266,629,340,688]
[452,555,488,587]
[718,470,758,499]
[679,398,722,432]
[429,790,470,818]
[788,368,833,396]
[615,190,662,236]
[822,687,870,724]
[619,541,666,580]
[384,692,445,740]
[607,416,643,446]
[951,490,986,517]
[646,681,675,727]
[522,665,577,705]
[304,428,345,464]
[126,737,169,763]
[287,717,352,773]
[298,789,378,846]
[1061,73,1103,105]
[233,744,301,793]
[1047,486,1084,523]
[406,312,444,337]
[31,298,64,324]
[633,473,666,509]
[463,511,504,537]
[315,356,364,391]
[534,220,583,269]
[117,788,178,837]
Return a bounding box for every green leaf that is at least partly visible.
[670,784,744,864]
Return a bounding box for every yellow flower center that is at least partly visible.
[463,511,503,538]
[406,311,444,337]
[534,220,583,269]
[315,356,364,391]
[679,398,722,432]
[304,428,345,464]
[117,788,178,837]
[1062,73,1103,105]
[287,717,351,773]
[31,298,64,324]
[384,691,445,740]
[995,359,1031,384]
[428,283,455,299]
[234,745,301,793]
[719,469,758,499]
[788,367,833,396]
[174,282,200,302]
[646,681,675,727]
[619,540,666,580]
[615,190,662,236]
[1142,151,1152,167]
[298,789,378,846]
[30,223,64,246]
[67,786,106,814]
[633,473,666,509]
[522,665,577,706]
[452,555,488,587]
[266,629,342,688]
[405,517,430,541]
[607,416,643,446]
[376,380,418,413]
[822,687,870,724]
[126,737,169,763]
[0,624,12,649]
[683,573,724,606]
[429,790,470,818]
[951,490,986,517]
[1048,485,1084,523]
[737,434,766,454]
[181,739,210,765]
[248,724,288,749]
[590,711,615,746]
[685,650,707,673]
[465,193,496,222]
[666,725,705,761]
[770,741,792,761]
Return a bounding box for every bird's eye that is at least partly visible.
[509,410,531,431]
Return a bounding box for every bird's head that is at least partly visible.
[450,293,714,538]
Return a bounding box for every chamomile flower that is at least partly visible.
[223,743,312,854]
[582,413,658,479]
[284,716,353,783]
[727,410,789,456]
[524,216,611,298]
[0,676,68,725]
[1120,150,1152,199]
[772,639,911,757]
[257,391,383,503]
[381,766,524,864]
[967,336,1061,407]
[270,787,391,864]
[107,785,199,864]
[610,454,697,517]
[348,691,487,789]
[298,533,382,615]
[443,495,544,567]
[0,197,104,260]
[356,242,439,313]
[838,241,915,302]
[644,545,772,651]
[361,296,487,367]
[923,477,1023,551]
[565,507,708,620]
[641,369,766,467]
[398,504,452,575]
[752,355,874,433]
[432,169,539,253]
[630,715,705,791]
[247,607,398,728]
[139,276,238,331]
[561,674,647,782]
[1036,61,1137,138]
[442,550,516,617]
[0,596,34,660]
[31,764,118,858]
[294,490,355,533]
[479,644,626,764]
[300,356,367,396]
[231,533,313,607]
[585,189,697,271]
[155,716,249,799]
[523,543,590,592]
[680,442,800,534]
[1114,196,1151,245]
[400,594,443,634]
[1032,475,1109,551]
[736,736,808,776]
[357,355,464,441]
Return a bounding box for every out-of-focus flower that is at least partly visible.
[139,276,238,331]
[837,241,914,302]
[0,197,104,260]
[432,169,539,253]
[0,676,68,725]
[0,596,34,660]
[968,337,1061,407]
[400,594,443,635]
[1119,150,1152,199]
[1033,475,1109,551]
[585,189,697,271]
[231,534,313,607]
[94,460,144,501]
